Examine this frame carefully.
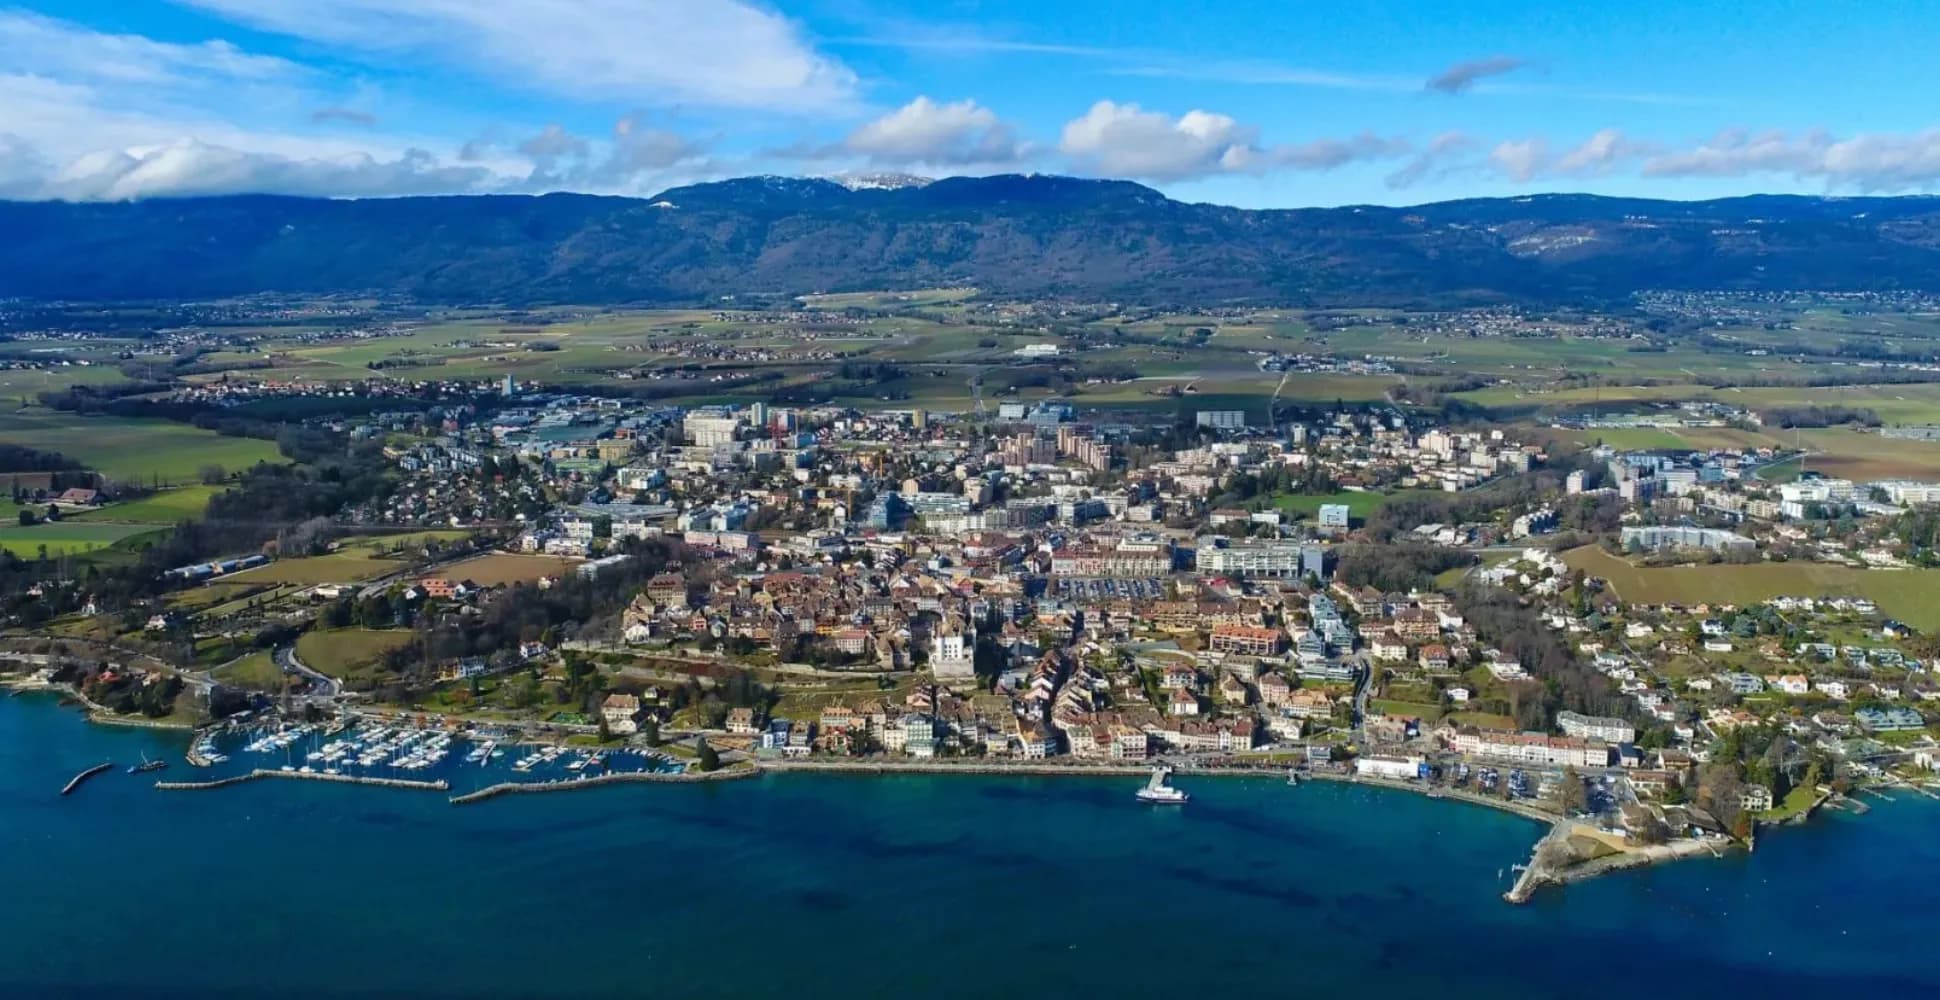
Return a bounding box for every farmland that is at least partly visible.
[0,409,281,484]
[73,485,223,523]
[440,553,582,586]
[224,551,408,586]
[1563,545,1940,630]
[0,521,164,557]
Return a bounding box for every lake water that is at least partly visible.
[4,693,1937,998]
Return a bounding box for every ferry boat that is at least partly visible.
[1135,765,1189,804]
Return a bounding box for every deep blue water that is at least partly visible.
[4,693,1938,999]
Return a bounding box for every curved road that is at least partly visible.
[275,644,340,699]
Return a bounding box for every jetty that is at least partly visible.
[1504,821,1732,903]
[155,769,448,792]
[450,766,753,805]
[61,761,113,796]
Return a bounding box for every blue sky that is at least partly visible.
[4,0,1940,205]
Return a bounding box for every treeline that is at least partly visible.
[1454,583,1628,730]
[1364,456,1606,542]
[350,537,696,692]
[1334,544,1474,593]
[1756,404,1880,428]
[0,436,397,618]
[0,444,84,473]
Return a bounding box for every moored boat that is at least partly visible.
[1136,765,1188,804]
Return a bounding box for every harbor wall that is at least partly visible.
[450,766,754,805]
[156,769,448,792]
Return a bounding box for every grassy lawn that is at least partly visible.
[0,409,282,485]
[1447,711,1519,730]
[212,650,286,691]
[1273,490,1383,520]
[1564,545,1940,630]
[296,628,414,680]
[1761,783,1819,822]
[74,485,223,523]
[0,520,165,557]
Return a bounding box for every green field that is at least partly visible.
[0,410,282,485]
[296,628,414,679]
[1564,545,1940,630]
[212,650,286,691]
[74,485,223,523]
[1446,711,1519,730]
[333,530,474,556]
[1272,489,1440,520]
[0,520,164,557]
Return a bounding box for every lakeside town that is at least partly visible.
[10,368,1940,902]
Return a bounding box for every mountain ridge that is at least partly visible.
[4,174,1940,306]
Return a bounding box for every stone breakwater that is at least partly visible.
[156,769,449,792]
[449,766,754,805]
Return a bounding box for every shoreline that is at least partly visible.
[1,677,197,732]
[2,686,1770,902]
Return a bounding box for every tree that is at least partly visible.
[1558,766,1588,815]
[695,737,721,772]
[16,509,32,527]
[641,717,661,747]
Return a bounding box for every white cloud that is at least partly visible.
[0,10,300,87]
[180,0,858,113]
[1385,131,1478,188]
[1475,131,1651,183]
[1641,128,1940,190]
[1058,100,1403,182]
[1488,138,1548,182]
[29,138,492,201]
[1553,128,1646,174]
[843,97,1023,166]
[517,124,591,169]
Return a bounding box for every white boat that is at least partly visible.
[1136,765,1189,804]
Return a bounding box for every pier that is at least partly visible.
[61,762,112,796]
[155,769,448,792]
[450,766,753,805]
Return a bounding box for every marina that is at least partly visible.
[181,716,686,793]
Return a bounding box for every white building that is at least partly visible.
[1555,711,1635,744]
[1354,755,1423,781]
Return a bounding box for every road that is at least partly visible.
[1350,656,1373,730]
[276,644,340,699]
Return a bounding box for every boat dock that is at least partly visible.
[61,762,112,796]
[155,769,448,792]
